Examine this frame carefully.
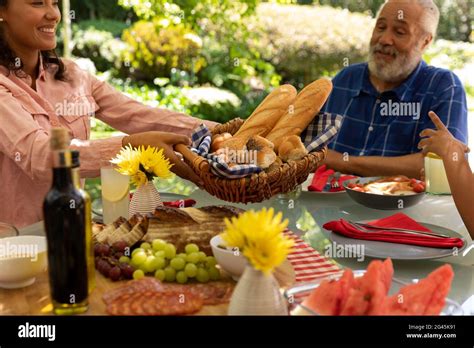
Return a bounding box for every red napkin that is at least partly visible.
[163,199,196,208]
[308,165,357,192]
[323,213,464,249]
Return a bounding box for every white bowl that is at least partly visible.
[210,235,246,281]
[0,236,47,289]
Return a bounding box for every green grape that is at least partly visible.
[205,256,217,268]
[177,253,187,260]
[197,251,207,262]
[131,248,144,257]
[208,266,220,280]
[186,252,200,264]
[154,250,165,258]
[119,256,130,264]
[130,258,141,268]
[185,243,199,254]
[133,269,145,280]
[184,263,198,278]
[143,256,160,273]
[176,271,188,284]
[154,269,166,281]
[140,242,151,250]
[152,239,167,252]
[196,268,210,283]
[164,244,176,259]
[164,267,176,282]
[131,251,147,265]
[170,257,185,271]
[139,263,149,273]
[155,256,166,270]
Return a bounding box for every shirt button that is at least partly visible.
[376,99,381,104]
[359,151,365,156]
[368,126,374,132]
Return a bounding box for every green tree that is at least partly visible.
[119,0,280,96]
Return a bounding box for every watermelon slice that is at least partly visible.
[340,287,370,315]
[340,260,389,315]
[424,265,454,315]
[381,264,454,315]
[302,278,342,315]
[380,258,394,294]
[300,260,453,316]
[303,269,355,315]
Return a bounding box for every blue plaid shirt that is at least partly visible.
[322,61,468,156]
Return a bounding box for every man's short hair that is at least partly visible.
[377,0,440,39]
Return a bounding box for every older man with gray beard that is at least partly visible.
[321,0,468,178]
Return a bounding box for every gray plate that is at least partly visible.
[92,192,189,217]
[343,176,425,210]
[328,222,467,260]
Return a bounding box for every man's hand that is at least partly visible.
[418,111,470,159]
[321,149,348,173]
[122,131,203,187]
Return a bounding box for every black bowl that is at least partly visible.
[343,177,425,210]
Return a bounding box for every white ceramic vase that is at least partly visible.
[129,181,163,217]
[228,265,288,315]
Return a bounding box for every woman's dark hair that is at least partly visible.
[0,0,66,80]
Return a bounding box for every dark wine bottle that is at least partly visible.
[43,128,88,315]
[71,150,95,294]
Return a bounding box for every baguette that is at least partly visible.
[220,84,297,151]
[278,135,308,162]
[266,78,332,150]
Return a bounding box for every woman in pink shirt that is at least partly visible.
[0,0,215,227]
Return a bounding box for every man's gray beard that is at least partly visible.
[368,45,422,83]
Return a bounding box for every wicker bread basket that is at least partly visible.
[175,118,327,203]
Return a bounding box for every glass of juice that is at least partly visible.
[424,152,451,195]
[100,162,130,224]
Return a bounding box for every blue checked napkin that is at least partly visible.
[190,112,342,179]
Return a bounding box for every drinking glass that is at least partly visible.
[100,162,130,224]
[424,152,451,195]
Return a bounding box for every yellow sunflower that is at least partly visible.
[131,170,147,188]
[220,208,294,275]
[110,144,140,176]
[138,146,173,179]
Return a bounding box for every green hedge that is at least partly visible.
[121,21,206,81]
[250,3,374,85]
[76,19,129,37]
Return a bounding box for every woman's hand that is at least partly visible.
[418,111,470,160]
[122,131,203,187]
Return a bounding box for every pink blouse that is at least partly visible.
[0,57,214,228]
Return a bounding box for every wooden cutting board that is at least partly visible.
[0,260,295,315]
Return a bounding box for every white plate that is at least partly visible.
[328,222,467,260]
[284,270,464,315]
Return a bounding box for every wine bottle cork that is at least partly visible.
[50,128,70,151]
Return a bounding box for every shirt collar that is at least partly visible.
[356,60,426,101]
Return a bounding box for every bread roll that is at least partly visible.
[211,132,232,152]
[256,147,277,169]
[265,156,283,173]
[220,84,297,151]
[278,135,308,162]
[266,78,332,150]
[246,135,274,150]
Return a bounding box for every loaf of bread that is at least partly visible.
[278,135,308,162]
[265,78,332,150]
[220,84,297,151]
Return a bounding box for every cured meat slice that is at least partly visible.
[106,290,203,316]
